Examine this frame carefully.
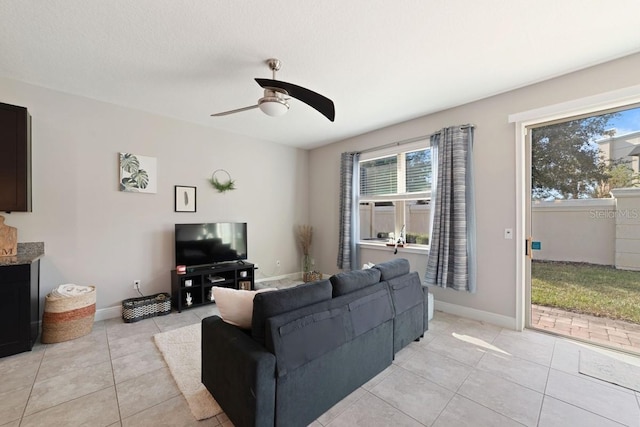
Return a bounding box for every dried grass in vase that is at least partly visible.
[297,225,313,256]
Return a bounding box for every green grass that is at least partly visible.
[532,260,640,324]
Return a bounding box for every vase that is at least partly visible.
[302,254,313,282]
[302,254,312,274]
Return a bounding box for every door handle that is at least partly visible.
[526,237,533,260]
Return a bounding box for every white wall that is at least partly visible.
[532,199,616,265]
[0,77,309,313]
[309,52,640,323]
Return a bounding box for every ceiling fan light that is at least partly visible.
[258,98,289,117]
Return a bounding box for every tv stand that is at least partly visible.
[171,262,255,312]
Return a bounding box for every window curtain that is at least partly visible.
[425,126,476,292]
[337,152,360,270]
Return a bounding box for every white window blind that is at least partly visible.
[360,155,397,196]
[360,148,431,200]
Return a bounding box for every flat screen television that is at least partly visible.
[175,222,247,267]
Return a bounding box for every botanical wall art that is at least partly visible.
[119,153,158,193]
[175,185,197,212]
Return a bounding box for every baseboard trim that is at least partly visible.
[255,272,306,283]
[95,305,122,322]
[434,300,516,330]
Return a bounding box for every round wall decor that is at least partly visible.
[210,169,236,193]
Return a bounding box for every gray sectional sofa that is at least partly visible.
[201,258,429,427]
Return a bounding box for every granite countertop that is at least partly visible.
[0,242,44,266]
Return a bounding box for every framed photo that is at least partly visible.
[175,186,196,212]
[119,153,157,193]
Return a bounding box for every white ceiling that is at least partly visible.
[1,1,640,149]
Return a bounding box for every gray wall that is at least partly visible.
[308,52,640,323]
[0,77,310,314]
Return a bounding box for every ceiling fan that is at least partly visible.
[211,58,335,122]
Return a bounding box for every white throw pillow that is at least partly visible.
[212,287,276,329]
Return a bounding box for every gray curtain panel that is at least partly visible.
[337,152,360,270]
[425,126,477,292]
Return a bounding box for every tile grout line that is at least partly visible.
[105,320,125,426]
[542,379,631,427]
[535,338,557,427]
[17,343,47,425]
[363,387,429,426]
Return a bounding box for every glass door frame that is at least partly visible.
[510,85,640,332]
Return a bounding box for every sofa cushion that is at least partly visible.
[251,280,333,346]
[387,271,424,314]
[329,268,381,297]
[373,258,410,281]
[212,287,276,329]
[266,282,393,377]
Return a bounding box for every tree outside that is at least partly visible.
[532,114,615,200]
[593,163,640,198]
[531,108,640,200]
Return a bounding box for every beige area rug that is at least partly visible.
[154,323,222,420]
[579,350,640,392]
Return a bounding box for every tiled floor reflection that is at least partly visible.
[1,305,640,426]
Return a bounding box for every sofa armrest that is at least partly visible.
[202,316,276,427]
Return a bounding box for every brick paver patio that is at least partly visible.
[532,304,640,354]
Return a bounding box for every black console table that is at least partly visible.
[0,258,40,357]
[170,262,255,312]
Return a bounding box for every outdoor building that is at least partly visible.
[597,130,640,172]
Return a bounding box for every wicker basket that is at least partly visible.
[303,271,323,283]
[122,293,171,323]
[42,286,96,344]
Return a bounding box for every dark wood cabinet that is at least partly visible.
[0,102,31,212]
[171,262,255,312]
[0,260,40,357]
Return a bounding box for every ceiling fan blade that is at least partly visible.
[255,78,335,122]
[211,104,259,117]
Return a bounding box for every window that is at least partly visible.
[358,140,431,247]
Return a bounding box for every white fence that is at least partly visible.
[533,188,640,270]
[359,203,430,240]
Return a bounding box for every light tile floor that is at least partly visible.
[2,306,640,426]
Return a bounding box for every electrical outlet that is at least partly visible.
[276,260,281,267]
[133,280,141,290]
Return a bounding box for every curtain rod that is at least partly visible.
[356,124,475,155]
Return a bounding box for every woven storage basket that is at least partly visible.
[42,286,96,344]
[122,292,171,323]
[303,271,322,282]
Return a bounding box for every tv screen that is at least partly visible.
[175,222,247,267]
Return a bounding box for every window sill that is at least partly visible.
[358,241,429,255]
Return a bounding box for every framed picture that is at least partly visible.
[119,153,157,193]
[175,186,196,212]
